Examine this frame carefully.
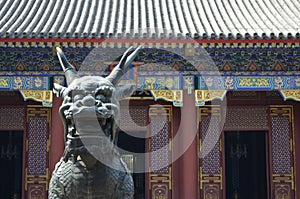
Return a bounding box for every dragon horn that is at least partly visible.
[56,47,79,85]
[106,46,142,86]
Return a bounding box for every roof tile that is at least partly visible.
[0,0,299,40]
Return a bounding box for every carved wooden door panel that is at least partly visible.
[25,106,51,199]
[148,105,173,199]
[269,106,295,199]
[199,104,296,199]
[224,106,270,198]
[199,106,223,199]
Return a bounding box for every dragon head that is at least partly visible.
[53,46,141,162]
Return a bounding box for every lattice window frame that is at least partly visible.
[119,106,149,132]
[25,106,51,199]
[199,105,224,199]
[224,106,269,131]
[269,105,295,199]
[0,106,25,130]
[148,105,173,199]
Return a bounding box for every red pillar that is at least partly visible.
[179,90,198,198]
[50,95,64,174]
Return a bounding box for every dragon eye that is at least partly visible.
[96,94,106,102]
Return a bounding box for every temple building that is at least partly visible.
[0,0,300,198]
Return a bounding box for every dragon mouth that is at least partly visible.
[70,106,115,136]
[62,103,119,136]
[72,106,113,119]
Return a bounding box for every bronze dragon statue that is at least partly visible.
[49,46,141,199]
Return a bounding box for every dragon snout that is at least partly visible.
[81,95,96,106]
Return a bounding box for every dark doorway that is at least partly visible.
[0,131,23,199]
[117,131,146,199]
[225,131,268,199]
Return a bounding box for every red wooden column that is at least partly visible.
[49,95,64,174]
[179,90,198,199]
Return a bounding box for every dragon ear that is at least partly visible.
[56,47,79,86]
[53,83,68,98]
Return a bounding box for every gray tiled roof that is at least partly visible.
[0,0,299,39]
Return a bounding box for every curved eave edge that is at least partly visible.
[1,38,300,48]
